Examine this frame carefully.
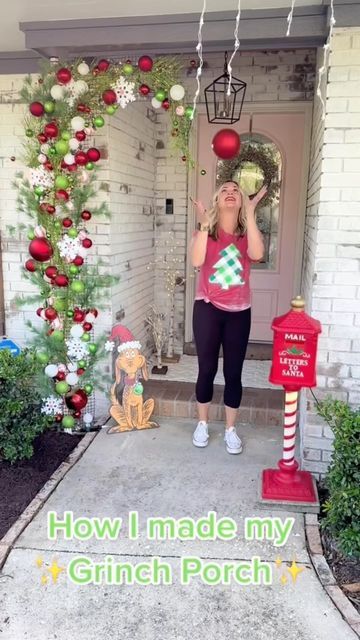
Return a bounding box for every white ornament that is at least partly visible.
[66,201,75,211]
[69,138,80,151]
[66,372,79,386]
[64,153,75,165]
[79,170,90,184]
[51,317,62,330]
[57,363,67,372]
[45,364,58,377]
[83,413,93,425]
[74,80,88,94]
[50,84,65,100]
[71,116,85,132]
[67,361,78,372]
[84,127,95,135]
[85,312,96,323]
[105,340,115,353]
[175,105,185,116]
[78,230,87,240]
[66,338,89,360]
[40,310,47,321]
[57,236,82,261]
[151,98,162,109]
[37,153,47,164]
[40,143,50,154]
[111,76,136,109]
[34,225,46,238]
[170,84,185,101]
[41,395,63,416]
[77,62,90,76]
[70,324,84,339]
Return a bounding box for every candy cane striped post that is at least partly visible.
[282,390,298,467]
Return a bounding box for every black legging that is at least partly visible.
[193,300,251,409]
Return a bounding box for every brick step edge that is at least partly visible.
[305,513,360,638]
[152,399,282,426]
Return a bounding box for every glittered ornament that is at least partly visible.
[29,237,53,262]
[71,281,85,294]
[97,59,110,72]
[81,210,91,221]
[65,389,88,411]
[44,122,59,138]
[211,129,241,160]
[48,146,56,157]
[139,84,150,96]
[25,259,36,272]
[54,274,69,287]
[102,89,117,105]
[93,116,105,128]
[56,67,72,84]
[87,148,100,162]
[138,55,153,72]
[29,101,44,117]
[77,103,87,113]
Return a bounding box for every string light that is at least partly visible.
[227,0,241,96]
[286,0,296,37]
[316,0,336,121]
[190,0,207,121]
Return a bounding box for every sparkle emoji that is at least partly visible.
[287,559,304,584]
[47,559,65,584]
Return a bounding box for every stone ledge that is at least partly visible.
[0,431,98,567]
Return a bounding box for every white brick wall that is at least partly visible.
[300,27,360,478]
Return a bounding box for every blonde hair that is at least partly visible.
[207,181,247,240]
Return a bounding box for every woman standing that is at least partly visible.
[190,181,266,454]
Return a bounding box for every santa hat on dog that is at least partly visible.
[106,324,141,353]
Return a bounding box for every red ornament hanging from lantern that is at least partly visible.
[87,148,101,162]
[25,259,36,272]
[44,122,59,139]
[29,237,53,262]
[30,102,44,117]
[65,389,88,411]
[102,89,117,105]
[56,67,72,84]
[138,55,153,72]
[211,129,241,160]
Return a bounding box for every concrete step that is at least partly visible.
[144,380,284,426]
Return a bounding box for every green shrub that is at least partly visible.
[316,397,360,558]
[0,348,51,463]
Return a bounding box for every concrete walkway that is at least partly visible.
[0,419,356,640]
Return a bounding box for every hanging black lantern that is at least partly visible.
[204,52,246,125]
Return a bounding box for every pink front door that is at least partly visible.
[196,111,307,342]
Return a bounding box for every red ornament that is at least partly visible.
[29,237,53,262]
[77,103,87,112]
[74,151,87,166]
[73,309,86,323]
[97,59,110,72]
[138,55,153,72]
[77,368,85,376]
[74,410,82,419]
[81,210,91,221]
[139,84,150,96]
[56,67,72,84]
[36,307,43,317]
[30,102,44,117]
[68,163,77,172]
[89,308,98,318]
[38,133,48,144]
[65,389,88,411]
[54,274,69,287]
[211,129,241,160]
[82,238,92,249]
[55,189,69,201]
[47,204,56,214]
[25,259,36,272]
[45,265,58,279]
[162,99,170,110]
[39,202,48,213]
[75,130,86,142]
[44,161,53,171]
[44,122,58,138]
[56,371,66,381]
[55,414,63,423]
[102,89,116,105]
[62,217,73,228]
[87,148,100,162]
[45,307,57,321]
[73,255,84,266]
[83,322,93,332]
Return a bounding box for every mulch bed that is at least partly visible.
[0,430,83,540]
[318,482,360,614]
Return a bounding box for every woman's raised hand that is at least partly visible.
[249,185,268,209]
[190,196,210,225]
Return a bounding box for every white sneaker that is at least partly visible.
[193,421,209,448]
[224,427,242,454]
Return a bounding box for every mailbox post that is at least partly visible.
[262,296,322,506]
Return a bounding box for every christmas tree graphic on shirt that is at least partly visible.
[209,243,245,290]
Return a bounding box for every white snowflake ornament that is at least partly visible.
[66,338,89,360]
[41,395,63,416]
[29,167,54,189]
[57,236,82,262]
[104,340,115,352]
[111,76,136,109]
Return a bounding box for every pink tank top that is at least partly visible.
[195,228,252,312]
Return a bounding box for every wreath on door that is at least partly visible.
[216,143,281,208]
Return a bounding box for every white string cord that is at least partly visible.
[190,0,206,121]
[227,0,241,95]
[286,0,296,37]
[316,0,336,121]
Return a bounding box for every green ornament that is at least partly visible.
[53,298,66,312]
[51,330,64,342]
[62,415,75,428]
[55,175,69,190]
[134,382,144,396]
[61,131,71,141]
[105,105,116,115]
[81,333,90,343]
[28,230,35,240]
[55,140,69,156]
[122,63,134,76]
[71,280,85,294]
[185,106,194,119]
[25,128,34,138]
[55,381,70,395]
[48,146,56,157]
[44,100,55,114]
[84,384,93,395]
[36,352,48,364]
[54,221,62,230]
[155,89,166,102]
[67,228,78,239]
[93,116,105,128]
[78,359,86,368]
[173,120,179,127]
[34,185,45,196]
[88,343,97,354]
[69,265,79,275]
[67,310,74,318]
[85,162,94,170]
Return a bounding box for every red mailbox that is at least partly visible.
[262,296,322,507]
[269,295,322,390]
